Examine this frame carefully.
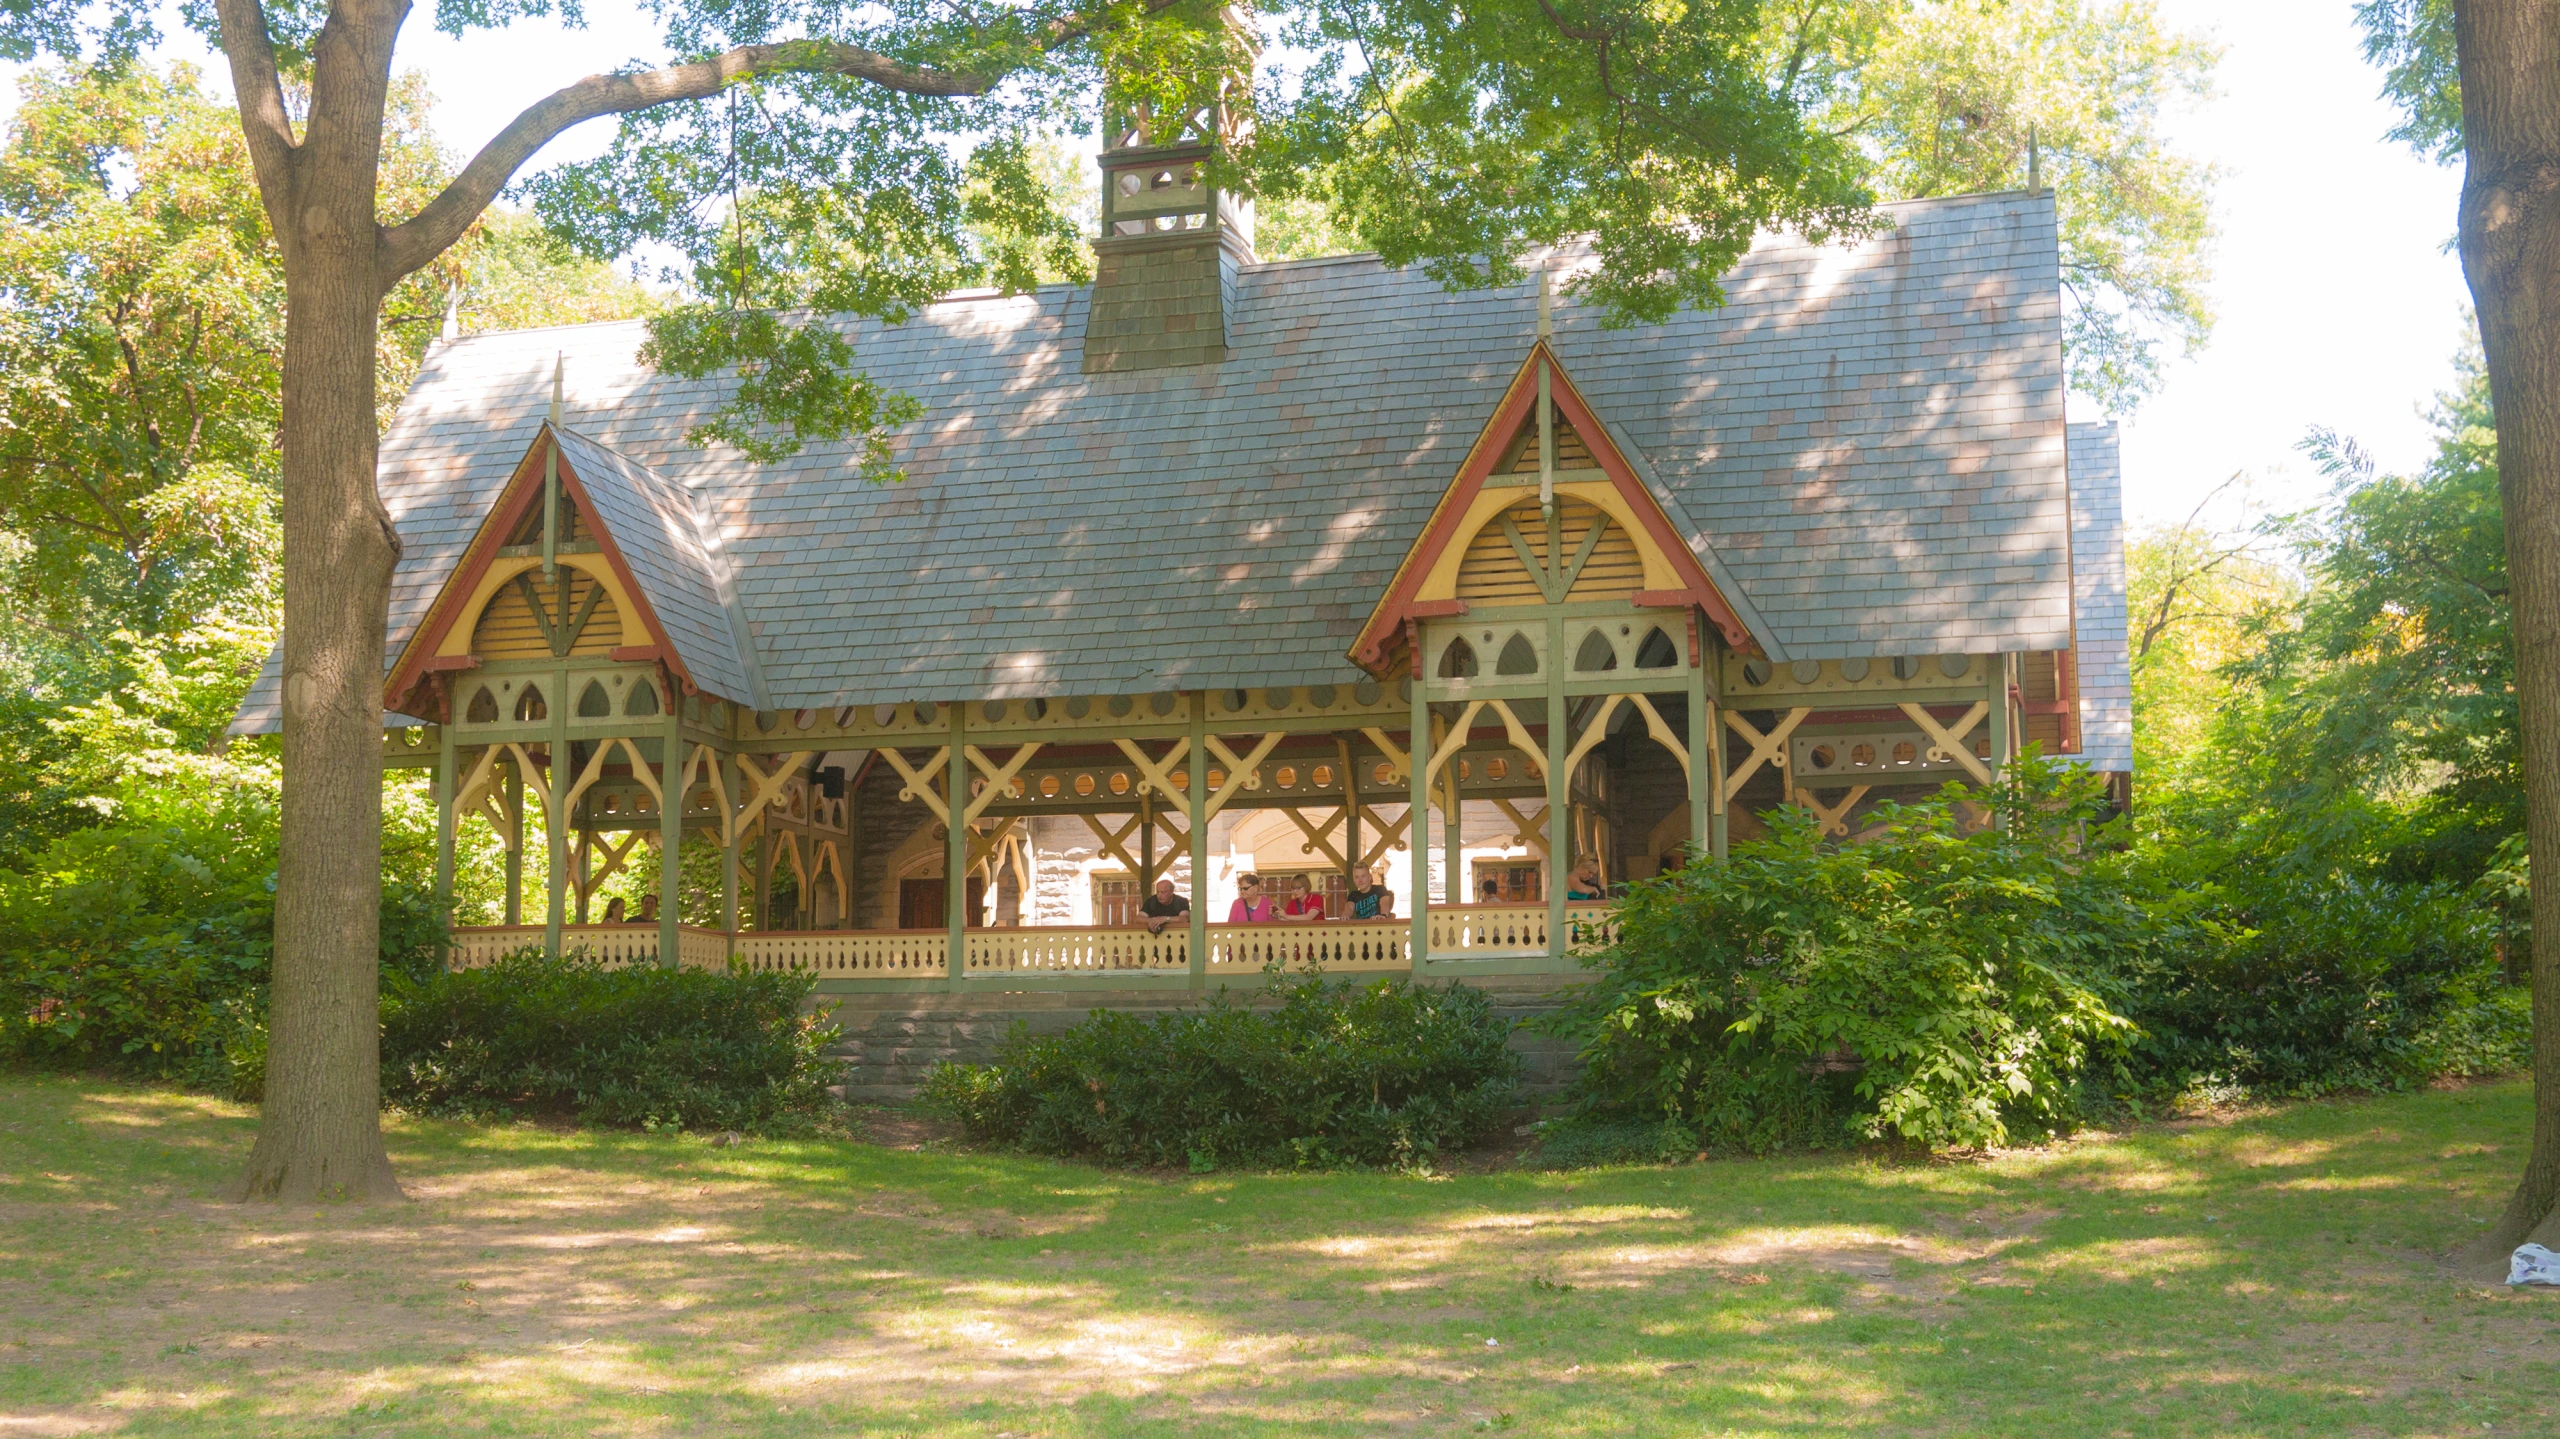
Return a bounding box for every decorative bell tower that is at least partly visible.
[1080,10,1258,373]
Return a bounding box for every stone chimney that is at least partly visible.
[1080,17,1258,374]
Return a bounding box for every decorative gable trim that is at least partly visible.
[382,425,702,720]
[1348,341,1759,675]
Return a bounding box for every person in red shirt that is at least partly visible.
[1285,886,1326,922]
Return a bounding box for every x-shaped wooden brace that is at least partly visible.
[1080,812,1147,875]
[1492,797,1550,856]
[1111,738,1191,808]
[1896,701,1993,785]
[1357,803,1412,869]
[962,743,1044,823]
[1791,784,1873,838]
[1282,807,1348,868]
[451,746,513,848]
[1722,707,1810,803]
[877,748,952,823]
[964,817,1022,882]
[721,752,806,846]
[1358,727,1410,783]
[1202,732,1287,816]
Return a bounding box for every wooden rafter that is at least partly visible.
[877,748,952,823]
[962,742,1045,822]
[1078,812,1146,875]
[1203,732,1286,816]
[1111,737,1192,807]
[1357,802,1412,869]
[1722,707,1810,802]
[1492,796,1549,856]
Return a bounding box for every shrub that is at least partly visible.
[922,974,1520,1170]
[378,950,843,1132]
[1552,757,2140,1153]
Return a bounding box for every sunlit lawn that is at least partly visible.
[0,1072,2549,1437]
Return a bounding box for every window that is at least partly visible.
[1092,872,1140,927]
[1472,863,1543,904]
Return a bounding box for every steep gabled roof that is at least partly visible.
[235,189,2080,731]
[1348,340,1765,671]
[370,423,761,722]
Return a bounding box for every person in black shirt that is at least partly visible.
[1138,877,1191,934]
[1343,865,1395,920]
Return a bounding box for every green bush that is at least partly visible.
[378,950,843,1132]
[922,974,1520,1170]
[1552,757,2140,1153]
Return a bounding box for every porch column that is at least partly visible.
[1688,636,1713,859]
[945,703,968,988]
[503,761,523,925]
[545,683,569,958]
[1339,734,1361,890]
[433,724,456,933]
[658,704,682,967]
[1545,615,1567,957]
[1443,764,1463,911]
[1187,694,1209,990]
[1988,651,2014,772]
[720,752,741,939]
[1408,675,1430,969]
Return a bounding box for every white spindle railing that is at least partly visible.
[730,929,949,977]
[1206,922,1410,974]
[448,923,728,970]
[964,927,1189,974]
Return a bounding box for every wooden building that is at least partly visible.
[234,115,2131,997]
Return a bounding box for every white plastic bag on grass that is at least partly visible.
[2507,1243,2560,1287]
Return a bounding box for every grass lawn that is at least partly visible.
[0,1074,2549,1437]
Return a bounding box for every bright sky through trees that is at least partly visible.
[0,0,2472,530]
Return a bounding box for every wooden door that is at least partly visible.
[898,877,985,929]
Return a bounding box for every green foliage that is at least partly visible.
[1520,1113,1702,1170]
[923,974,1520,1170]
[1555,757,2138,1153]
[377,951,844,1133]
[1771,0,2218,409]
[2355,0,2461,163]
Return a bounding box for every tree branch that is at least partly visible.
[210,0,302,246]
[376,40,990,283]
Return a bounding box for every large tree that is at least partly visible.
[2358,0,2560,1265]
[1,0,1876,1200]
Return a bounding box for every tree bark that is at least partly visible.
[223,0,407,1203]
[2457,0,2560,1268]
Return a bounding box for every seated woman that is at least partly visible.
[1564,857,1607,901]
[603,896,627,924]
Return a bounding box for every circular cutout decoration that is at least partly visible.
[913,701,937,725]
[1009,777,1026,797]
[1851,743,1876,766]
[756,710,780,733]
[1109,772,1131,795]
[1225,688,1249,713]
[1073,773,1096,797]
[1810,744,1837,769]
[1373,761,1396,786]
[875,703,898,726]
[1456,759,1471,781]
[1354,679,1383,705]
[1938,653,1970,679]
[1310,764,1333,788]
[1741,658,1772,687]
[1108,694,1134,718]
[1309,685,1337,708]
[1893,656,1922,681]
[1027,698,1048,720]
[1274,765,1297,788]
[1486,758,1508,781]
[1840,657,1871,683]
[1792,660,1822,685]
[1171,771,1189,791]
[1038,775,1061,798]
[1266,687,1294,709]
[1207,768,1226,789]
[794,709,816,730]
[983,699,1008,721]
[1066,696,1091,720]
[1891,741,1918,765]
[1150,692,1178,717]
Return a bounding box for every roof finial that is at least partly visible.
[1536,269,1552,341]
[2026,124,2042,197]
[548,352,564,426]
[439,288,460,343]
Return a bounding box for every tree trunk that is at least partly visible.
[2457,0,2560,1269]
[227,2,407,1203]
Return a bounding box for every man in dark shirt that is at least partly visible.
[1138,877,1191,934]
[1343,865,1395,920]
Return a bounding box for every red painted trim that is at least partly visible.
[610,645,664,662]
[2054,648,2083,753]
[1633,589,1698,609]
[2020,700,2074,716]
[421,655,482,673]
[1408,599,1468,619]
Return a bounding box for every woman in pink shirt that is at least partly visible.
[1227,872,1278,923]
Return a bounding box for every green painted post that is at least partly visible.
[503,762,523,926]
[545,669,569,958]
[1187,695,1209,991]
[1546,615,1568,960]
[720,751,741,945]
[1987,651,2013,827]
[1687,639,1712,858]
[946,703,968,989]
[1408,671,1430,972]
[658,697,683,967]
[433,724,456,935]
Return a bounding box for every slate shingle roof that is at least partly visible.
[237,190,2112,743]
[552,426,764,707]
[2066,422,2134,772]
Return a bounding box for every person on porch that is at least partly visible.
[638,893,659,923]
[1284,885,1326,922]
[1139,877,1190,935]
[1228,873,1278,923]
[1344,866,1394,920]
[603,897,627,925]
[1478,876,1502,905]
[1565,857,1606,901]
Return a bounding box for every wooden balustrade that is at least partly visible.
[1207,922,1410,974]
[450,902,1618,982]
[964,927,1189,974]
